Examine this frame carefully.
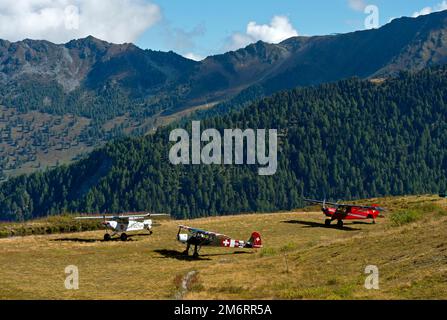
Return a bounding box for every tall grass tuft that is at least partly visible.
[390,210,422,226]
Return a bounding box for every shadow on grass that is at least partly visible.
[52,234,150,243]
[283,220,361,231]
[202,251,253,257]
[52,238,104,243]
[351,221,375,225]
[154,249,211,261]
[153,249,253,261]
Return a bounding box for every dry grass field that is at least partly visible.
[0,195,446,300]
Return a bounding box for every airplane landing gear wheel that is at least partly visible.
[193,246,199,259]
[183,244,190,256]
[104,233,111,241]
[337,220,344,228]
[149,230,153,235]
[120,233,128,241]
[325,219,332,227]
[372,220,376,225]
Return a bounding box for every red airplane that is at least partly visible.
[304,199,385,228]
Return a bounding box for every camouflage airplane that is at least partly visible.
[177,225,262,258]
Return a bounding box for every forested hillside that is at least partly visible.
[1,11,447,179]
[1,67,447,221]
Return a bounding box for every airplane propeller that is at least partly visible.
[322,191,327,210]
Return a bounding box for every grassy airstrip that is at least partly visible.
[0,195,446,300]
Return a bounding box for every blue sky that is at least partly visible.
[0,1,445,60]
[136,0,447,59]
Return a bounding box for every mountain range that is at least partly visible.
[1,10,447,117]
[0,10,447,203]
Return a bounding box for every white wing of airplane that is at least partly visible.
[75,213,169,220]
[75,215,107,220]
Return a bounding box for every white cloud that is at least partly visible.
[413,7,433,17]
[0,0,161,44]
[162,22,206,58]
[183,52,204,61]
[226,15,298,51]
[348,0,367,12]
[412,1,447,17]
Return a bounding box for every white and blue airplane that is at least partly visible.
[75,213,169,241]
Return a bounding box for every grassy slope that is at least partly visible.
[0,195,446,300]
[0,215,104,238]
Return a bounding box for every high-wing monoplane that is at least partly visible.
[75,213,169,241]
[177,225,262,258]
[304,199,385,228]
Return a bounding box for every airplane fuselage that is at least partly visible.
[323,207,380,221]
[177,233,247,248]
[104,219,153,232]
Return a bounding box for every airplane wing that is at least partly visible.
[304,199,385,211]
[75,215,107,220]
[178,225,224,237]
[341,204,386,211]
[304,199,340,207]
[119,213,150,219]
[178,225,208,234]
[75,213,169,220]
[123,213,170,219]
[76,215,130,220]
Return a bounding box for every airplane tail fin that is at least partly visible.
[247,232,262,249]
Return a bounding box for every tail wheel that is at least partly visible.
[337,220,344,228]
[120,233,128,242]
[104,233,111,241]
[325,219,332,226]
